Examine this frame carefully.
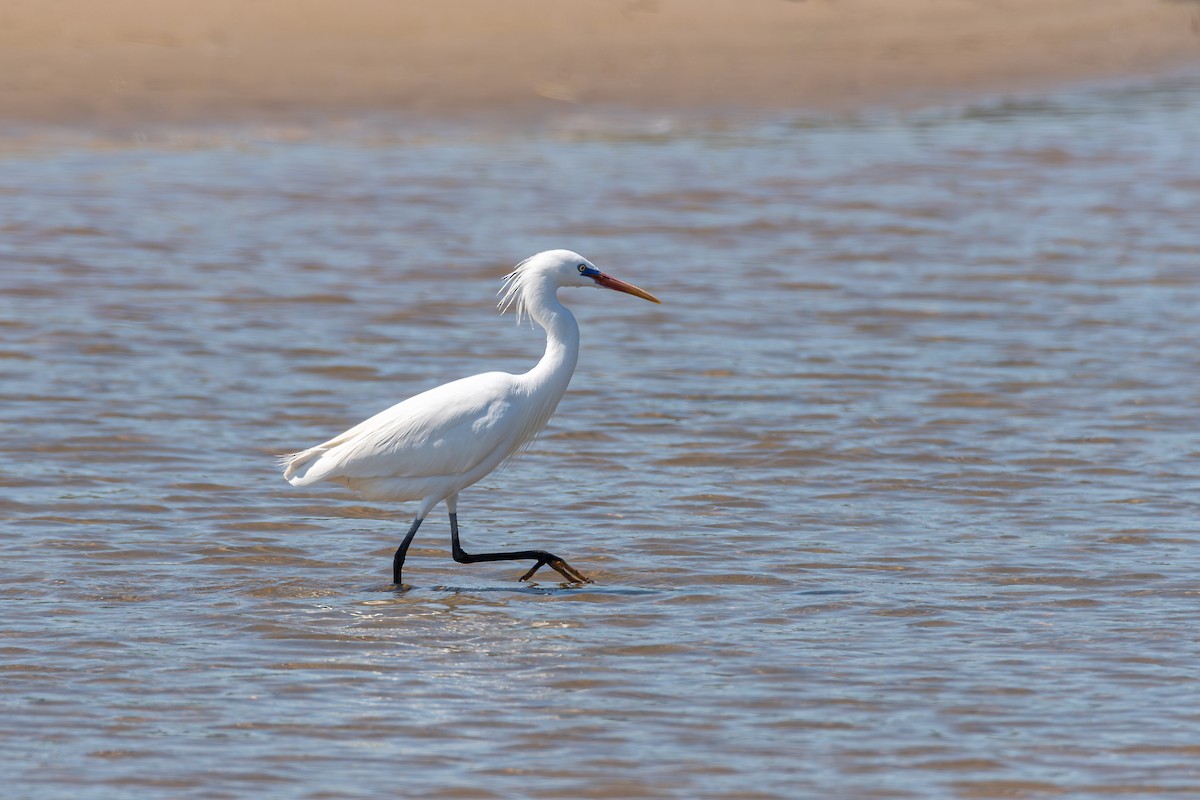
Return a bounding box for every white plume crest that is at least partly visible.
[497,255,535,326]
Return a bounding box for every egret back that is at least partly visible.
[280,370,565,502]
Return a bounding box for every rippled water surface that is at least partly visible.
[3,78,1200,798]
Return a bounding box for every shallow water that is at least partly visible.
[3,77,1200,798]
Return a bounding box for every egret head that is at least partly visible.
[499,249,660,324]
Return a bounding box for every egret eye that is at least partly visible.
[577,264,588,274]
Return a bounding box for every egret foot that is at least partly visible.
[450,513,591,584]
[518,556,591,584]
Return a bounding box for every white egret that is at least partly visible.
[280,250,661,585]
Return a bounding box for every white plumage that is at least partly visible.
[280,249,660,585]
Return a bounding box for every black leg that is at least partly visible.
[449,512,591,584]
[392,517,424,585]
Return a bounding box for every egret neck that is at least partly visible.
[517,283,580,436]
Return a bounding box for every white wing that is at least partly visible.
[282,371,525,488]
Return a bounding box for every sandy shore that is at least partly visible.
[1,0,1197,127]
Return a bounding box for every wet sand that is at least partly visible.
[2,0,1198,126]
